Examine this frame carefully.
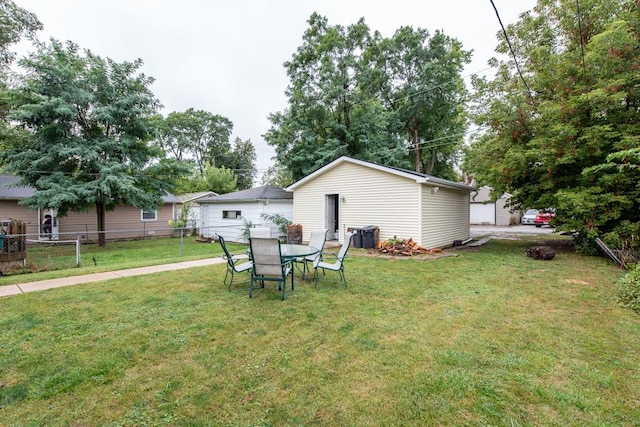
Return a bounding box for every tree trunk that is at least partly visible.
[412,116,420,172]
[424,146,436,175]
[96,201,106,247]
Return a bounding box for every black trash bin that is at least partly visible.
[351,228,363,248]
[361,226,379,249]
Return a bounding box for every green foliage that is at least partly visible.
[151,111,256,189]
[260,163,294,187]
[239,216,253,242]
[2,39,185,245]
[264,13,469,181]
[205,166,237,194]
[0,0,42,163]
[261,212,292,239]
[615,262,640,313]
[227,136,257,190]
[0,0,42,68]
[465,0,640,250]
[150,108,234,176]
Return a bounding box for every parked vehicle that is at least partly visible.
[534,211,556,227]
[522,209,539,225]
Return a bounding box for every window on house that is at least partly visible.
[141,209,157,221]
[222,210,241,219]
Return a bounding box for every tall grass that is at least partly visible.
[1,238,638,426]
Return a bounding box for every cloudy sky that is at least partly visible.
[14,0,536,176]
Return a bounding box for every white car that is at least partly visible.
[522,209,539,225]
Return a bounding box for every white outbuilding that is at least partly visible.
[199,185,293,243]
[286,156,475,249]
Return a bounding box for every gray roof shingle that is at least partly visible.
[0,175,35,200]
[199,185,292,203]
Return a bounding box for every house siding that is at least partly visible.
[421,186,470,248]
[293,162,420,244]
[58,204,177,238]
[201,200,293,243]
[1,201,177,239]
[0,201,39,232]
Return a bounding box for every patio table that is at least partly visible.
[280,244,319,262]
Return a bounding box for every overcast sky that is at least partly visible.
[14,0,536,177]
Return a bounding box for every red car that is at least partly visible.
[534,211,556,227]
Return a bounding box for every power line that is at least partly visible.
[489,0,533,99]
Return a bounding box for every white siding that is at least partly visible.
[293,162,420,244]
[201,200,293,243]
[421,186,470,248]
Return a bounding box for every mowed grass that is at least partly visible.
[1,237,639,426]
[0,236,228,285]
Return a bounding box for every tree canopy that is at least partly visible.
[464,0,640,251]
[151,110,256,190]
[264,13,470,182]
[0,0,42,157]
[3,39,186,245]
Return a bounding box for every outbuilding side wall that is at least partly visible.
[292,162,420,244]
[421,185,470,249]
[201,200,293,243]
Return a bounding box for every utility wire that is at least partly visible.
[489,0,533,99]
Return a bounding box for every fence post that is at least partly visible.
[76,234,81,267]
[180,228,184,257]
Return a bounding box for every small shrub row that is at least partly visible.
[615,262,640,314]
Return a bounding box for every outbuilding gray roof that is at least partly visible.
[0,175,35,200]
[199,185,292,203]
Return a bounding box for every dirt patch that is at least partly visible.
[564,279,590,285]
[353,249,459,261]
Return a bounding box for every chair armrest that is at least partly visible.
[223,253,249,261]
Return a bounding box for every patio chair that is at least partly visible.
[249,227,271,238]
[295,228,328,279]
[249,237,294,300]
[216,234,252,291]
[313,233,354,288]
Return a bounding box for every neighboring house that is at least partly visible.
[0,174,182,240]
[470,186,521,226]
[285,156,475,249]
[199,185,293,243]
[177,191,218,231]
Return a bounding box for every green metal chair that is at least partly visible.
[249,237,293,300]
[313,233,354,288]
[216,234,252,291]
[295,228,328,279]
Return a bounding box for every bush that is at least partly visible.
[615,263,640,314]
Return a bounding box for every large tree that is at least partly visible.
[152,111,256,190]
[0,0,42,156]
[264,13,469,182]
[264,14,407,181]
[152,108,234,177]
[374,27,471,180]
[4,39,185,245]
[226,137,257,190]
[464,0,640,251]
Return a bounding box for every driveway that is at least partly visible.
[470,224,556,238]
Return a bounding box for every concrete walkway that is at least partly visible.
[0,257,227,298]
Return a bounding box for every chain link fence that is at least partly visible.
[0,223,248,276]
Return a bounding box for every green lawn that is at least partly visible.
[1,237,638,426]
[1,236,232,285]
